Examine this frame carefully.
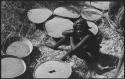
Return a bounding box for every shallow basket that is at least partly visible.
[2,36,33,58]
[33,60,73,78]
[1,55,26,78]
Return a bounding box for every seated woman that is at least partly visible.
[70,18,119,75]
[45,17,118,75]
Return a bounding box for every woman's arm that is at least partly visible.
[61,34,92,61]
[45,36,67,50]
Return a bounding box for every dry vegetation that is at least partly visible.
[1,1,124,78]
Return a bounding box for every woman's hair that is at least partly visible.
[74,18,90,29]
[73,18,91,37]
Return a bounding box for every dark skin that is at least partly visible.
[45,18,98,63]
[45,18,119,75]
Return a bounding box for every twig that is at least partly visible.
[103,14,117,30]
[1,31,14,51]
[25,27,31,38]
[113,46,124,78]
[70,36,75,50]
[18,24,24,37]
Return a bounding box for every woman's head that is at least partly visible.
[73,18,91,37]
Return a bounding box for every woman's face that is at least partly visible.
[73,18,89,37]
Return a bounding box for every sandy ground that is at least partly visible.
[1,1,124,78]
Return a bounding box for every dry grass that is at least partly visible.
[1,1,124,78]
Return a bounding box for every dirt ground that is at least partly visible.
[1,1,124,78]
